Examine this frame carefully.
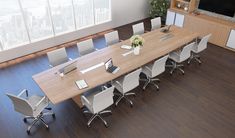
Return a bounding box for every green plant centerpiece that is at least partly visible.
[149,0,170,20]
[130,35,144,55]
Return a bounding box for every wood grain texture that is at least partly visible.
[184,14,233,47]
[1,18,235,138]
[33,26,199,105]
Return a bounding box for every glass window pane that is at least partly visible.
[49,0,75,35]
[0,0,29,50]
[94,0,111,24]
[73,0,94,28]
[21,0,53,41]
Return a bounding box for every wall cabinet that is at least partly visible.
[227,30,235,49]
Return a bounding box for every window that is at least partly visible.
[94,0,111,24]
[73,0,94,28]
[0,0,111,51]
[0,0,29,50]
[21,0,53,41]
[49,0,75,35]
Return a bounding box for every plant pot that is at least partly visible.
[133,46,140,55]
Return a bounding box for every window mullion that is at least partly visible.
[71,0,77,30]
[18,0,31,43]
[47,0,56,36]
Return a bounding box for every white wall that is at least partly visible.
[0,0,149,63]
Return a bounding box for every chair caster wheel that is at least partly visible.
[23,118,27,123]
[157,88,159,91]
[105,124,109,128]
[46,126,49,130]
[52,113,56,119]
[130,103,133,108]
[87,125,91,128]
[27,130,30,135]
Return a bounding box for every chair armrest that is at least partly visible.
[81,95,91,107]
[144,66,152,72]
[34,96,47,111]
[115,80,122,88]
[101,85,108,90]
[17,89,28,97]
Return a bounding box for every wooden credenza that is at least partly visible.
[167,9,235,51]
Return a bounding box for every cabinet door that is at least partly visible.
[166,10,176,25]
[174,13,185,27]
[227,30,235,49]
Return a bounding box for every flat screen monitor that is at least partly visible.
[198,0,235,17]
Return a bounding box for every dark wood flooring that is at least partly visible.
[0,19,235,138]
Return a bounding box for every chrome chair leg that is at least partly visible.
[167,61,184,75]
[98,115,108,127]
[188,53,202,64]
[27,118,39,133]
[87,114,97,127]
[39,118,49,128]
[99,110,112,115]
[115,95,124,106]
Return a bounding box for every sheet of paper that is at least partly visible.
[122,50,134,57]
[80,62,104,74]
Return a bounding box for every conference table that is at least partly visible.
[33,26,199,107]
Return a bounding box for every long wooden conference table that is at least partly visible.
[33,26,199,107]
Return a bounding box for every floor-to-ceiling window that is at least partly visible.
[0,0,111,51]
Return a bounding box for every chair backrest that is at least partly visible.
[132,22,145,35]
[6,93,33,116]
[122,68,142,93]
[77,39,95,56]
[93,86,114,113]
[151,17,161,31]
[104,31,120,46]
[180,42,195,62]
[196,34,212,53]
[47,48,69,67]
[151,55,169,77]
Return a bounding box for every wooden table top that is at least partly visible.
[33,26,199,104]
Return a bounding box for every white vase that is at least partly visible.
[133,46,140,55]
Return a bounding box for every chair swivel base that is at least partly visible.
[188,54,202,64]
[83,110,112,128]
[140,77,160,90]
[114,92,135,107]
[24,109,55,134]
[166,61,185,75]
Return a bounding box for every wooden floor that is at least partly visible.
[0,19,235,138]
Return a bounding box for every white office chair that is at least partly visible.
[6,89,55,134]
[167,42,195,75]
[132,22,145,35]
[188,34,212,64]
[140,55,169,90]
[47,47,71,67]
[77,39,97,56]
[104,31,121,46]
[81,86,114,128]
[112,68,142,107]
[151,17,162,31]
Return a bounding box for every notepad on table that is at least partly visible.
[75,80,88,89]
[121,45,132,50]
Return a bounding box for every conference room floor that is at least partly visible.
[0,19,235,138]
